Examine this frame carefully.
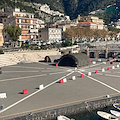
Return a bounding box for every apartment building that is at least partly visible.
[77,15,104,30]
[0,8,44,47]
[39,27,62,43]
[90,16,104,29]
[77,22,98,29]
[0,23,3,46]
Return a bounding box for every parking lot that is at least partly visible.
[0,60,120,119]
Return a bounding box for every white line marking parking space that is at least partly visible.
[98,73,120,78]
[0,71,74,114]
[77,71,120,93]
[8,66,45,70]
[0,70,70,82]
[87,75,120,93]
[3,71,39,73]
[0,74,47,82]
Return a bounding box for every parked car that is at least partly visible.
[0,68,2,74]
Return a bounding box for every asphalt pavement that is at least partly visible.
[0,60,120,119]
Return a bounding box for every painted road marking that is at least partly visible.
[3,71,39,73]
[49,71,69,75]
[8,66,45,69]
[0,92,119,119]
[83,62,104,69]
[77,71,120,93]
[41,69,67,72]
[0,74,47,82]
[87,76,120,93]
[0,69,71,82]
[0,69,70,82]
[0,71,74,114]
[98,73,120,78]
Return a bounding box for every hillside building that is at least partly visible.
[77,22,98,29]
[40,4,64,17]
[0,8,44,47]
[77,15,105,30]
[38,27,62,43]
[0,23,3,46]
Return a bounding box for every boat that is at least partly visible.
[110,110,120,117]
[57,115,75,120]
[97,111,119,120]
[113,103,120,111]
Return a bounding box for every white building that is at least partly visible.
[40,4,64,17]
[39,27,62,43]
[40,4,51,14]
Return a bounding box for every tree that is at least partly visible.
[3,24,22,46]
[64,27,109,42]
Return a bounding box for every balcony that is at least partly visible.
[30,29,38,33]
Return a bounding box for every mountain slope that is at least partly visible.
[63,0,117,19]
[0,0,120,24]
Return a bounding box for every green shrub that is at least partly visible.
[0,49,4,54]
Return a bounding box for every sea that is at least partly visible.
[68,105,117,120]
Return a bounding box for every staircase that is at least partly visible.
[0,54,19,67]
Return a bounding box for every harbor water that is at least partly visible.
[68,105,116,120]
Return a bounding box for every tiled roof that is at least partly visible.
[78,22,95,24]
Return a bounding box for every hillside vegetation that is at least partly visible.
[0,0,120,24]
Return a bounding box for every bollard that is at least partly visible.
[95,70,98,74]
[102,68,105,72]
[102,62,106,64]
[106,94,110,98]
[112,66,115,69]
[81,74,84,78]
[39,84,44,90]
[98,59,101,62]
[92,61,96,64]
[107,59,110,62]
[63,78,67,82]
[110,62,113,64]
[60,79,64,83]
[72,76,76,80]
[88,72,91,76]
[75,67,77,70]
[56,63,58,67]
[117,64,119,67]
[0,93,7,98]
[90,59,92,62]
[23,89,28,94]
[107,67,110,70]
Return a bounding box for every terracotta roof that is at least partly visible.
[78,22,95,24]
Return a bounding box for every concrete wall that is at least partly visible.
[7,95,120,120]
[0,50,61,67]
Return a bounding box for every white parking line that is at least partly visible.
[3,71,39,73]
[77,71,120,93]
[49,71,69,75]
[8,66,45,69]
[83,62,104,69]
[0,74,47,82]
[0,71,74,114]
[98,73,120,78]
[87,76,120,93]
[0,69,71,82]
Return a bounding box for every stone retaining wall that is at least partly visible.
[0,50,61,67]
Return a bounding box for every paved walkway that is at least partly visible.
[0,60,120,119]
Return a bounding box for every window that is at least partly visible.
[4,19,6,22]
[17,19,19,23]
[39,35,41,37]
